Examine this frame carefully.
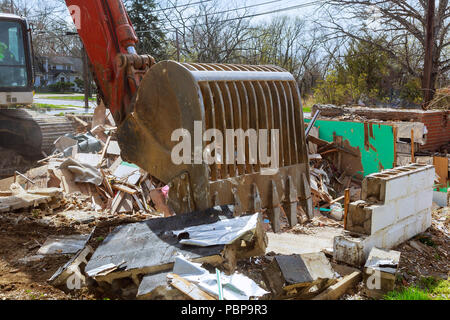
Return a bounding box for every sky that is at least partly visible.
[38,0,324,30]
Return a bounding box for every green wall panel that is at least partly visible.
[305,119,395,177]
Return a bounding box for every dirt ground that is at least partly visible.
[0,207,152,300]
[0,203,448,300]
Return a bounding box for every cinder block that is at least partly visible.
[384,176,409,202]
[333,235,366,267]
[371,203,396,235]
[363,247,401,299]
[334,207,432,267]
[362,164,434,204]
[395,194,417,221]
[414,189,433,214]
[346,200,372,235]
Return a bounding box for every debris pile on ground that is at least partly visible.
[0,118,171,220]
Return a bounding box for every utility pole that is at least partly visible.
[10,0,14,14]
[82,46,90,109]
[423,0,435,107]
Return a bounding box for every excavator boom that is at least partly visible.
[65,0,154,123]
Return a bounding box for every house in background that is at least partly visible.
[34,56,83,91]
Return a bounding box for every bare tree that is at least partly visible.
[161,0,258,63]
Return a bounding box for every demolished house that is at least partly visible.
[0,101,448,301]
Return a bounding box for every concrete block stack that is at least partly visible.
[334,163,435,266]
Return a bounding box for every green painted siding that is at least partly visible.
[305,119,395,176]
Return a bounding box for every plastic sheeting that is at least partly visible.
[171,257,268,300]
[59,158,103,186]
[172,213,259,247]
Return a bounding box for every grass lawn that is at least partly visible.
[303,106,311,113]
[39,95,96,102]
[384,277,449,300]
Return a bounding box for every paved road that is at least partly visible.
[33,94,96,114]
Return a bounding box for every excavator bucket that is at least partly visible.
[118,61,312,231]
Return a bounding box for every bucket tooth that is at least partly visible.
[232,188,243,217]
[252,183,262,212]
[270,180,281,233]
[283,175,298,227]
[301,173,314,220]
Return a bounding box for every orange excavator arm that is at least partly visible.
[65,0,155,124]
[64,0,313,230]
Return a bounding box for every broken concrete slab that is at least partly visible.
[37,234,92,255]
[57,210,103,224]
[0,187,62,213]
[84,206,267,285]
[263,252,337,299]
[265,227,344,256]
[362,247,400,299]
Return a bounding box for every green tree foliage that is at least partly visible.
[314,39,391,105]
[48,81,75,93]
[399,78,423,105]
[125,0,166,60]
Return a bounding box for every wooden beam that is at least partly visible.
[98,136,111,168]
[112,183,137,195]
[312,271,362,300]
[343,188,350,230]
[411,129,415,163]
[168,273,216,300]
[37,152,64,164]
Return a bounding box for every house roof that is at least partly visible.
[35,55,83,73]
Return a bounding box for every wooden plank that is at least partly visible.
[100,169,114,197]
[37,152,63,164]
[132,194,146,212]
[112,183,137,195]
[433,156,448,188]
[111,191,125,214]
[168,273,216,300]
[308,135,332,147]
[98,136,111,168]
[312,271,362,300]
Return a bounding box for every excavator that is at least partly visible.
[0,13,75,177]
[64,0,312,231]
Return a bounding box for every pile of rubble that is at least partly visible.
[0,106,447,301]
[0,114,173,220]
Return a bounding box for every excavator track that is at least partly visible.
[0,109,75,177]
